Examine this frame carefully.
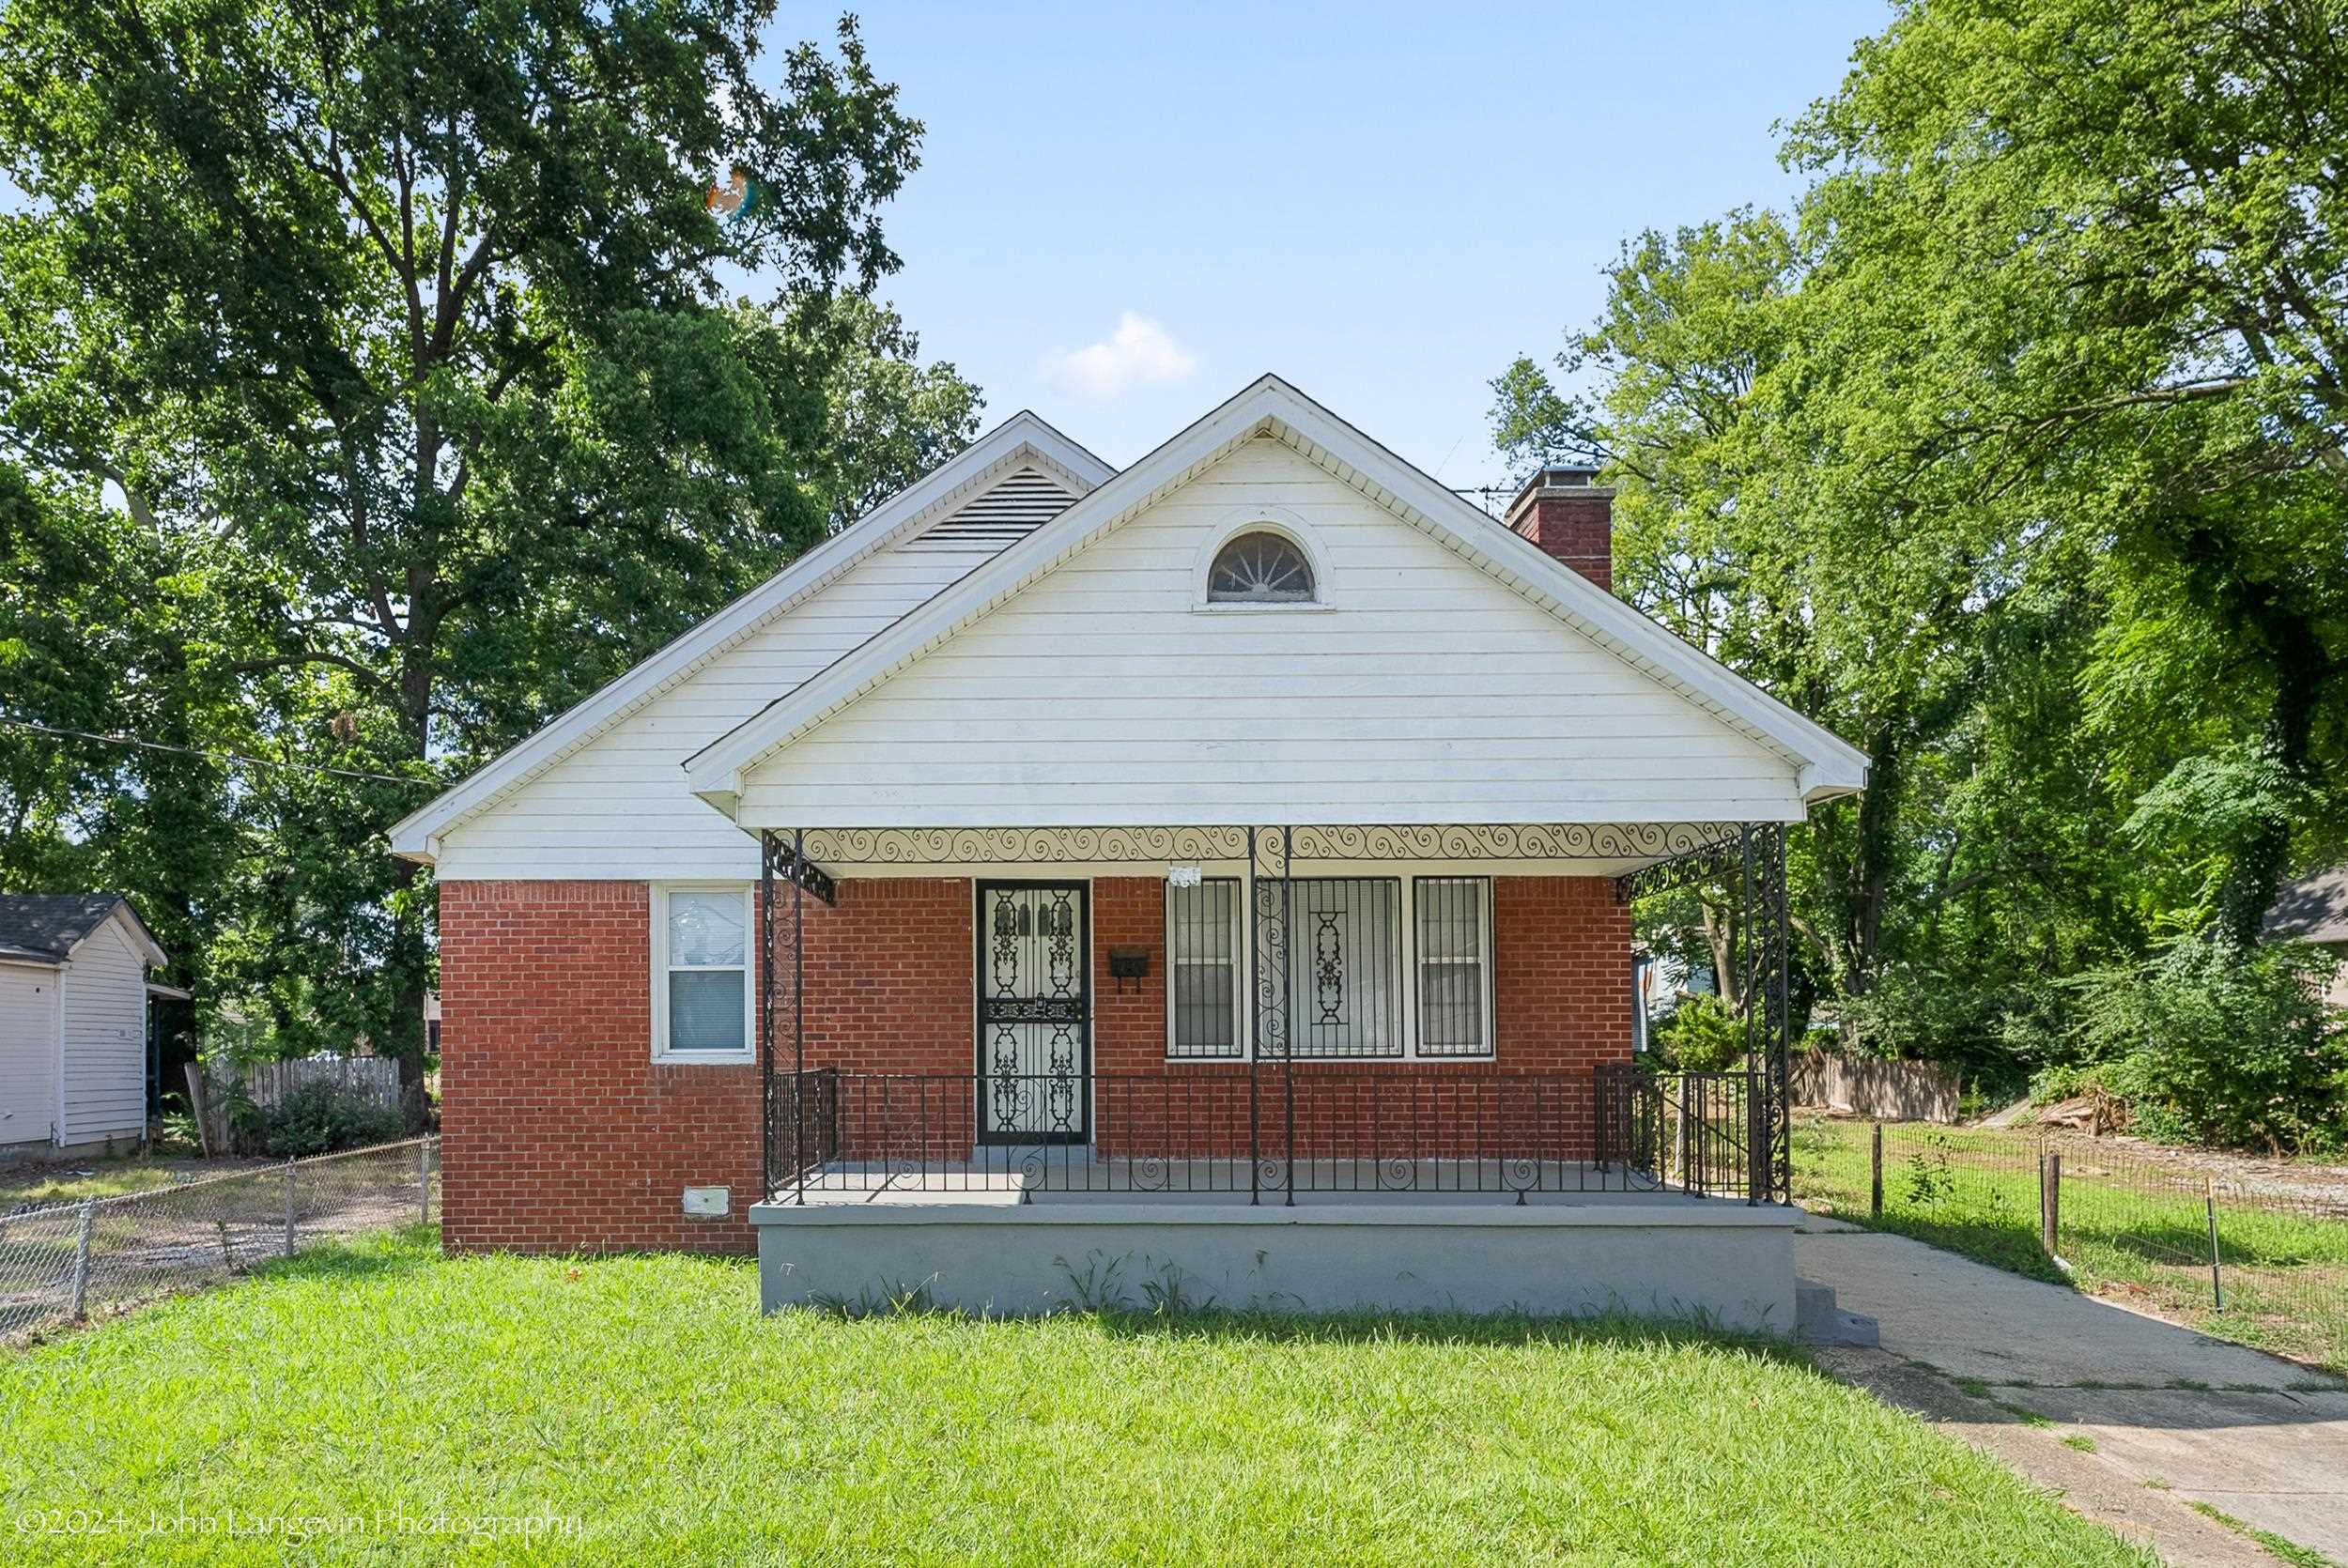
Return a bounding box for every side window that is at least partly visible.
[657,886,750,1058]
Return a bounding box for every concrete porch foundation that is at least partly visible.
[750,1187,1800,1332]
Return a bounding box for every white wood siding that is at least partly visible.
[737,438,1805,826]
[436,543,1000,880]
[57,920,147,1145]
[0,962,59,1147]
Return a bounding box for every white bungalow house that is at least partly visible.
[392,376,1870,1331]
[0,895,178,1156]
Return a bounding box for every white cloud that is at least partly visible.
[1045,313,1197,398]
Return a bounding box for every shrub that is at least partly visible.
[2071,933,2347,1155]
[1655,993,1747,1071]
[258,1081,405,1159]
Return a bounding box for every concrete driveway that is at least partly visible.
[1799,1223,2348,1567]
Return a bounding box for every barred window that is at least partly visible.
[1283,878,1403,1059]
[1166,879,1243,1058]
[1414,877,1492,1056]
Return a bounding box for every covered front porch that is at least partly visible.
[745,821,1805,1327]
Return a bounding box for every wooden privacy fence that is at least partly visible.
[1790,1050,1959,1124]
[215,1055,401,1113]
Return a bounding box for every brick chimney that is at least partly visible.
[1504,464,1614,592]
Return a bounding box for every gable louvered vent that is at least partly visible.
[900,467,1075,553]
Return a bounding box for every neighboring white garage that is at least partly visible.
[0,895,173,1156]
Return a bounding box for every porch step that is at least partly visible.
[1796,1277,1880,1347]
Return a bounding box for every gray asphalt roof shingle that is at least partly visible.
[0,894,136,963]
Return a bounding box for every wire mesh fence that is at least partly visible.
[0,1135,438,1345]
[1793,1116,2348,1374]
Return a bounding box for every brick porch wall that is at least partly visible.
[1088,876,1631,1159]
[439,873,1629,1253]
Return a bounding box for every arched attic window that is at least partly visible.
[1206,530,1316,604]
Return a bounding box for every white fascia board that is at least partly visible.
[69,900,168,970]
[1248,391,1873,793]
[685,375,1870,812]
[386,412,1115,862]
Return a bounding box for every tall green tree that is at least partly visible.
[1496,0,2348,1112]
[0,1,950,1084]
[1784,0,2348,943]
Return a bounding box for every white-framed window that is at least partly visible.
[1166,877,1244,1059]
[1413,877,1493,1057]
[653,884,754,1063]
[1206,530,1316,604]
[1288,877,1403,1058]
[1163,873,1494,1061]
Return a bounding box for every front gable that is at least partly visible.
[721,433,1820,830]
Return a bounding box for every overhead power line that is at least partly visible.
[0,714,433,788]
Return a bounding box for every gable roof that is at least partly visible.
[389,411,1115,862]
[0,894,167,967]
[685,374,1871,817]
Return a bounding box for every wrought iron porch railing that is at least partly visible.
[764,1067,1761,1205]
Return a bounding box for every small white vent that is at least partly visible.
[900,468,1075,553]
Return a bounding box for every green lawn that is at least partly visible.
[0,1229,2150,1566]
[1793,1118,2348,1374]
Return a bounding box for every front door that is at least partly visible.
[976,882,1089,1144]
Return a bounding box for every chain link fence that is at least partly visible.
[1794,1117,2348,1375]
[0,1136,438,1345]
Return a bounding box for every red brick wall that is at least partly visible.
[438,880,760,1255]
[440,873,1630,1253]
[1086,875,1630,1161]
[439,876,970,1255]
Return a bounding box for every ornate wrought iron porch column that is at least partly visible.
[1248,826,1294,1206]
[758,828,810,1204]
[1741,823,1791,1204]
[1614,821,1793,1205]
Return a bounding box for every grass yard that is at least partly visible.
[1793,1118,2348,1374]
[0,1228,2148,1566]
[0,1150,264,1209]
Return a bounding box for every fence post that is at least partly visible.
[1870,1122,1884,1219]
[283,1159,297,1256]
[69,1198,96,1321]
[2205,1176,2223,1313]
[418,1138,433,1225]
[2040,1149,2062,1258]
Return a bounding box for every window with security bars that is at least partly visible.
[1280,878,1403,1058]
[1166,879,1243,1058]
[1414,877,1492,1056]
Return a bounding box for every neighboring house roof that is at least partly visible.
[388,411,1116,863]
[0,894,168,967]
[2265,866,2348,945]
[686,374,1872,815]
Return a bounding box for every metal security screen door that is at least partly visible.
[976,882,1091,1144]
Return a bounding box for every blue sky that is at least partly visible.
[778,1,1892,489]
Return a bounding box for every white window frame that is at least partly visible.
[1187,506,1337,613]
[1411,876,1496,1059]
[1164,877,1247,1060]
[1160,869,1497,1062]
[652,882,756,1064]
